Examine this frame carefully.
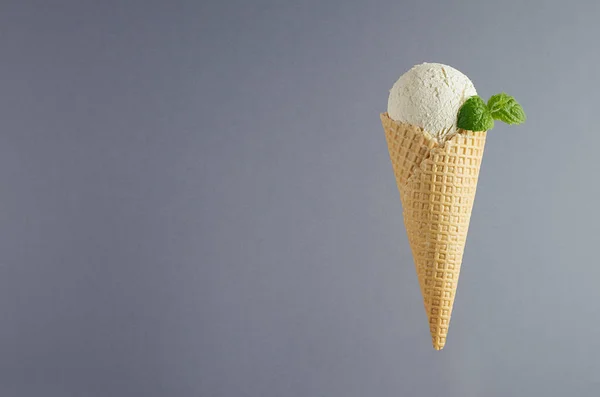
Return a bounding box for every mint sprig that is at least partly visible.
[457,96,494,131]
[457,93,526,132]
[487,93,526,125]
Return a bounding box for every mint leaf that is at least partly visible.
[487,93,526,125]
[457,96,494,131]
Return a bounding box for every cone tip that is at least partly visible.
[432,337,446,350]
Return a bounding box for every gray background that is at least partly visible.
[0,0,598,396]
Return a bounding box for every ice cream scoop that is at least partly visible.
[387,62,477,141]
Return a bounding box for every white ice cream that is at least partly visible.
[387,62,477,141]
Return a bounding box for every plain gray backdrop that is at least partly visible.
[1,0,599,396]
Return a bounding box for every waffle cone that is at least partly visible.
[380,113,487,350]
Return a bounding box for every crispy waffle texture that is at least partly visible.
[381,113,487,350]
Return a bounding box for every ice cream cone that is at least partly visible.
[381,112,487,350]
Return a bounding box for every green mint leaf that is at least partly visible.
[487,93,526,125]
[457,96,494,131]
